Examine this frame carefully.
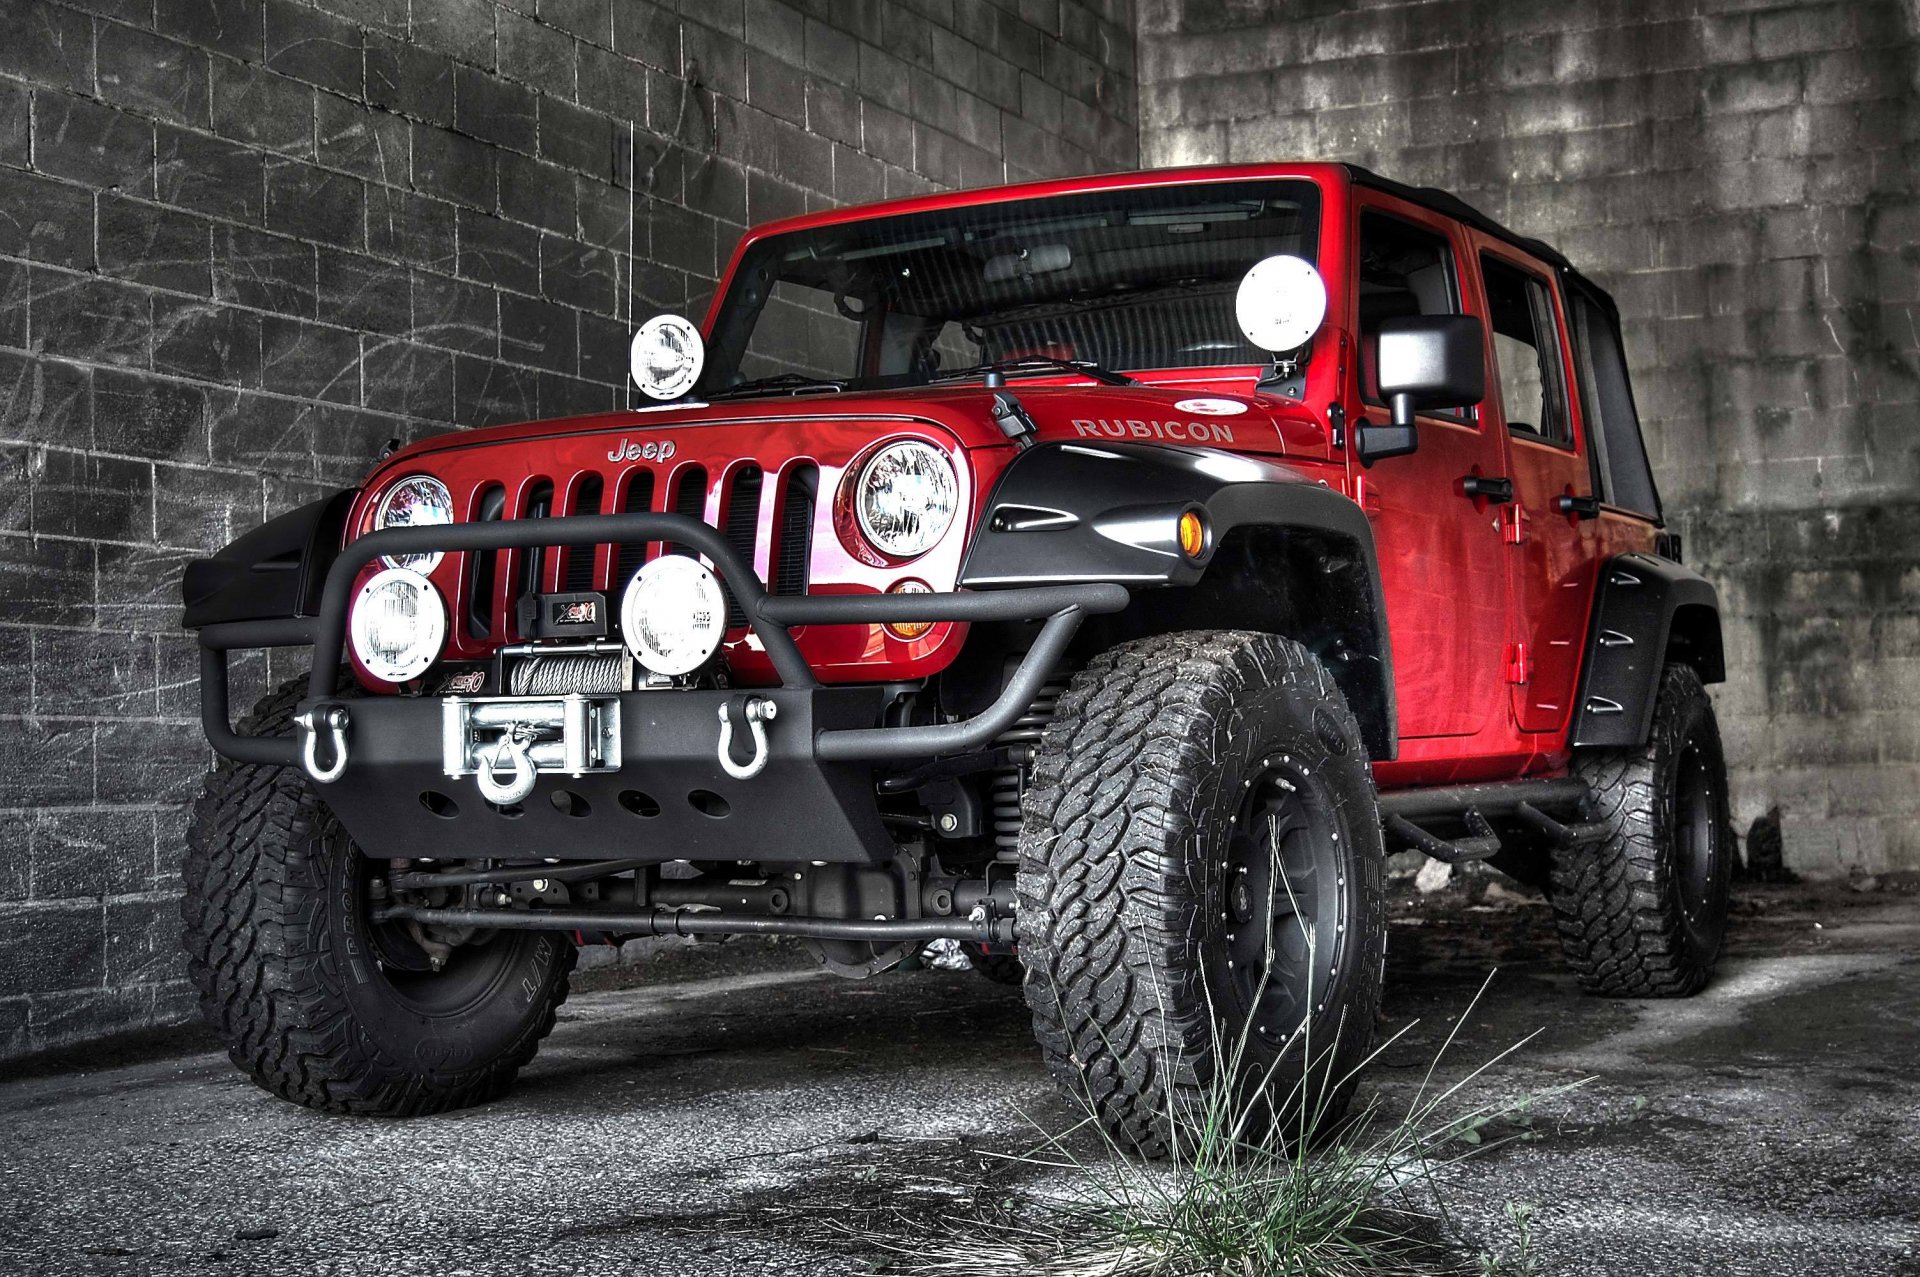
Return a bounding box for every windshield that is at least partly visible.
[699,178,1321,396]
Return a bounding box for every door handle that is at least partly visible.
[1460,475,1514,503]
[1555,494,1602,520]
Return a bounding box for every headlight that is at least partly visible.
[350,568,446,684]
[855,441,958,559]
[373,475,453,573]
[620,555,728,676]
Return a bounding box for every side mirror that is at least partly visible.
[1359,315,1486,465]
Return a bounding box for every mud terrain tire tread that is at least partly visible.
[1554,664,1729,998]
[1015,630,1385,1158]
[182,677,574,1116]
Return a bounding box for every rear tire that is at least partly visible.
[1554,664,1731,997]
[1016,631,1386,1158]
[182,677,574,1115]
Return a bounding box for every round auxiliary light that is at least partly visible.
[883,579,934,642]
[373,474,454,573]
[620,555,728,677]
[1235,254,1328,354]
[349,567,446,684]
[629,314,704,401]
[855,441,958,560]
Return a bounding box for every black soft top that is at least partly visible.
[1345,165,1620,322]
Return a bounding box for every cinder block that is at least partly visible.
[152,296,264,388]
[260,316,359,406]
[0,0,95,95]
[0,349,92,447]
[153,458,264,549]
[30,808,158,900]
[265,0,362,94]
[105,893,190,986]
[210,56,316,158]
[92,366,209,462]
[0,900,105,998]
[365,185,458,272]
[0,172,96,271]
[157,124,266,223]
[98,197,212,297]
[33,91,156,194]
[30,446,153,543]
[366,32,455,126]
[98,23,212,127]
[29,269,149,369]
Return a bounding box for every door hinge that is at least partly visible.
[1501,502,1530,545]
[1504,642,1533,686]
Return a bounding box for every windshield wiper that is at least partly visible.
[934,356,1139,387]
[707,372,848,399]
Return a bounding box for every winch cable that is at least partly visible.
[508,652,624,697]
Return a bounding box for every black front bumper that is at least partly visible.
[193,511,1128,863]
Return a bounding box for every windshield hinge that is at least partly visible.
[1256,350,1307,398]
[990,391,1038,448]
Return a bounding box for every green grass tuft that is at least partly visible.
[844,817,1585,1276]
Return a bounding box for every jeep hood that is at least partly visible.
[368,382,1337,479]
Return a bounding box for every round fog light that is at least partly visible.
[349,567,446,684]
[621,555,728,676]
[883,579,934,641]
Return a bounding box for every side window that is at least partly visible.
[1357,212,1468,421]
[1479,254,1570,445]
[1569,286,1661,517]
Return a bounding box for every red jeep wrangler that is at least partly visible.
[182,163,1729,1155]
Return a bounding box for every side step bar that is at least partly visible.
[1377,778,1608,864]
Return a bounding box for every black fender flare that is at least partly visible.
[959,440,1396,759]
[181,488,354,628]
[1570,552,1725,748]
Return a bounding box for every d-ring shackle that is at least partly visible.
[716,697,777,780]
[298,704,350,784]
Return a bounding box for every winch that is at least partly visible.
[441,693,622,805]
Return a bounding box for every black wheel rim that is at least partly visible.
[1218,753,1350,1048]
[351,850,531,1018]
[1673,736,1722,940]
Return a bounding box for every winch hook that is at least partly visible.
[475,726,538,805]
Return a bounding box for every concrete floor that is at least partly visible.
[2,880,1917,1275]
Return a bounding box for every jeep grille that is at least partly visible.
[454,462,816,648]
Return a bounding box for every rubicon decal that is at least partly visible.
[1072,418,1236,443]
[607,437,678,462]
[1173,397,1249,416]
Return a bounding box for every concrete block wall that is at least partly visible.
[1139,0,1920,876]
[0,0,1138,1060]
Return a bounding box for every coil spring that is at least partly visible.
[989,675,1070,858]
[509,653,625,697]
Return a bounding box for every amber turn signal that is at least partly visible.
[883,579,934,641]
[1178,509,1209,560]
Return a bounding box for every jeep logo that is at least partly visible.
[1071,418,1235,444]
[607,437,677,462]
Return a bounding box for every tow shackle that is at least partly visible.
[716,696,777,781]
[296,703,351,784]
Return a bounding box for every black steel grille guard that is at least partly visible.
[192,510,1128,769]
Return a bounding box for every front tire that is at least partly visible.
[1016,631,1387,1158]
[182,678,575,1115]
[1553,664,1732,996]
